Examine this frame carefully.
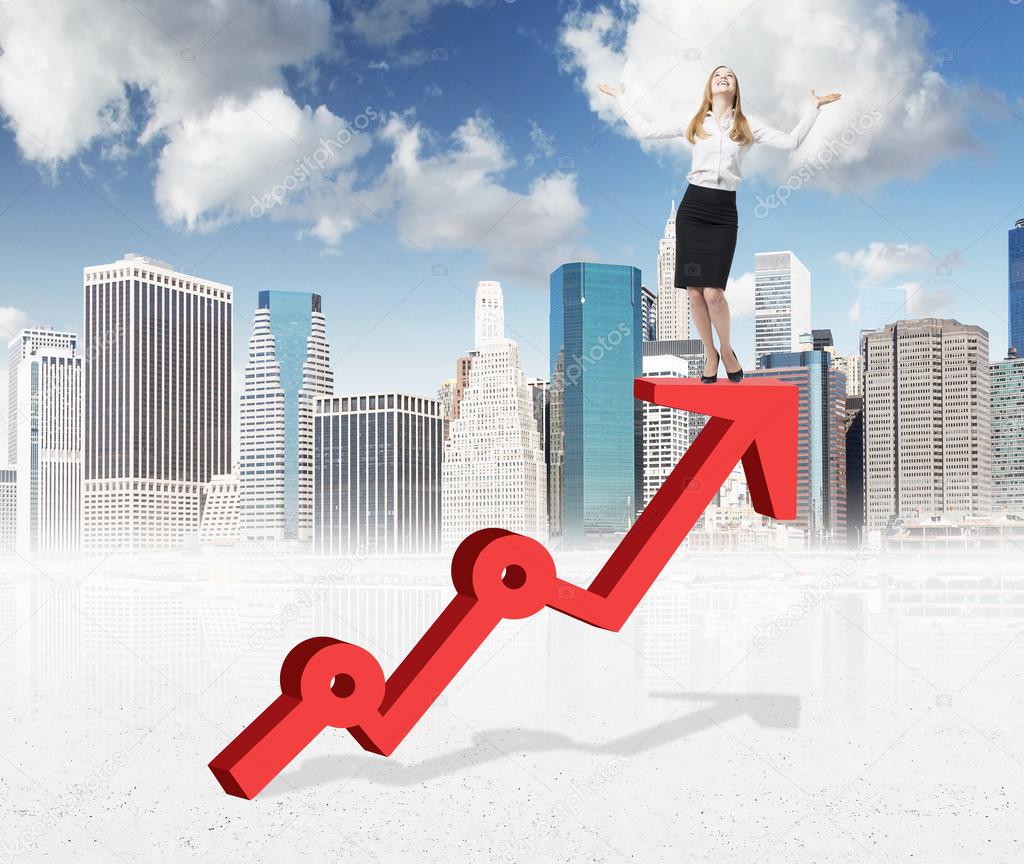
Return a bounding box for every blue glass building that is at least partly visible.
[550,263,643,544]
[1010,218,1024,353]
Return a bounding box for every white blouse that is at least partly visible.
[615,97,821,191]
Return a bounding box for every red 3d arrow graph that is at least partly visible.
[210,377,798,799]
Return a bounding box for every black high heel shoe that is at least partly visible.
[700,348,719,384]
[724,349,744,382]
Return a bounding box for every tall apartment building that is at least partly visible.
[442,281,547,549]
[641,285,657,341]
[0,468,14,552]
[239,291,332,542]
[11,331,82,555]
[754,251,811,367]
[862,319,991,530]
[199,471,240,545]
[752,350,847,544]
[437,378,456,441]
[654,201,690,340]
[640,353,690,510]
[643,339,708,456]
[550,263,643,542]
[314,393,442,556]
[1009,218,1024,353]
[991,347,1024,513]
[833,353,864,398]
[82,254,232,551]
[845,396,865,545]
[8,328,77,464]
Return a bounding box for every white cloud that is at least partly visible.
[906,281,956,319]
[366,113,591,280]
[0,306,29,340]
[346,0,485,47]
[0,1,589,266]
[153,88,372,237]
[559,0,980,188]
[526,120,556,166]
[834,241,962,284]
[0,0,332,164]
[834,242,934,282]
[726,271,755,317]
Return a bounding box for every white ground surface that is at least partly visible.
[1,548,1022,863]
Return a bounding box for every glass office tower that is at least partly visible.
[1010,218,1024,353]
[550,263,643,544]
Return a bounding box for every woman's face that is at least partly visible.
[711,67,736,97]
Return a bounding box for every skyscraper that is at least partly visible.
[83,254,232,551]
[844,396,864,545]
[550,263,643,542]
[858,286,908,331]
[654,201,690,340]
[314,393,442,556]
[7,328,76,464]
[990,347,1024,513]
[640,285,657,341]
[833,353,864,398]
[642,338,708,452]
[752,350,847,544]
[640,352,689,510]
[754,251,811,367]
[0,467,14,551]
[1010,218,1024,353]
[442,281,547,548]
[11,330,82,555]
[239,291,332,542]
[862,319,991,530]
[199,471,240,546]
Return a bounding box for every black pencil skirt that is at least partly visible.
[674,183,738,289]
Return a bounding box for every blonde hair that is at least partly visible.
[686,65,753,146]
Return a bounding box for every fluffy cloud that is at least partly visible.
[346,0,485,47]
[834,241,962,283]
[366,113,591,279]
[0,0,589,274]
[559,0,980,189]
[0,0,332,164]
[154,88,373,236]
[0,306,29,341]
[725,271,756,317]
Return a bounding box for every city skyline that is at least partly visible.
[1,2,1021,420]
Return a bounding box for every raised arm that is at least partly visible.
[749,89,841,151]
[598,82,688,140]
[748,103,820,151]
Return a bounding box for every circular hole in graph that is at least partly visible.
[501,565,527,590]
[330,673,356,698]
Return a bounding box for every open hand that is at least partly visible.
[598,82,625,98]
[811,89,842,108]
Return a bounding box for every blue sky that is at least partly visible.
[0,0,1022,431]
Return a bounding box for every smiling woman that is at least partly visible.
[598,66,840,382]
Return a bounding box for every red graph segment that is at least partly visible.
[210,378,798,799]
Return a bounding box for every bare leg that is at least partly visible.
[687,288,718,377]
[703,287,740,372]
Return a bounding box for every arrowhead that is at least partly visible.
[634,377,798,520]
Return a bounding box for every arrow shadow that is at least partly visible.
[266,692,800,796]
